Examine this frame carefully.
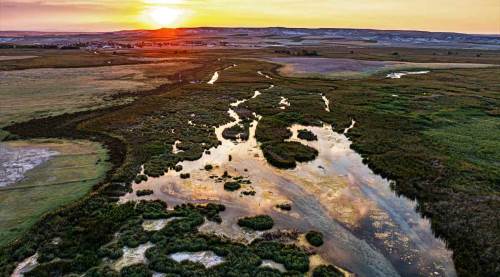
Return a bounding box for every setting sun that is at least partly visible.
[146,6,183,28]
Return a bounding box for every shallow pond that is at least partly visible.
[260,260,286,272]
[169,251,225,268]
[0,143,58,187]
[122,73,456,277]
[11,253,38,277]
[112,242,154,271]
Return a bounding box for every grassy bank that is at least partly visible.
[323,67,500,276]
[0,139,110,247]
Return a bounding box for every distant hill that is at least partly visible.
[1,27,499,50]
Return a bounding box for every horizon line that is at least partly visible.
[1,26,499,37]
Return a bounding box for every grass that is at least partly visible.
[1,48,499,276]
[424,117,500,193]
[321,67,500,276]
[0,139,110,248]
[0,49,145,71]
[0,60,199,127]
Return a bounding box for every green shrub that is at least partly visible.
[97,244,123,259]
[262,142,318,169]
[180,173,190,179]
[252,241,309,272]
[136,200,168,219]
[136,189,154,197]
[205,164,213,171]
[276,203,292,211]
[241,190,256,196]
[305,231,324,247]
[238,215,274,231]
[224,182,241,191]
[134,174,148,184]
[85,266,120,277]
[312,265,343,277]
[297,129,317,141]
[121,263,152,277]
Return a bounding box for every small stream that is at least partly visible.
[386,71,430,79]
[207,72,219,85]
[121,72,456,277]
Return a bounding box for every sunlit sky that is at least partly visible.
[1,0,499,34]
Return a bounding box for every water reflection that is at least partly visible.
[121,78,455,277]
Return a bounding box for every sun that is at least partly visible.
[146,6,183,27]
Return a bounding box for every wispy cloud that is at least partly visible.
[1,0,499,33]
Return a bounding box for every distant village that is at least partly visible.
[0,40,234,50]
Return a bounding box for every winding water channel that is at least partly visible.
[121,71,456,277]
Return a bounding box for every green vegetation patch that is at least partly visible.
[312,265,344,277]
[224,181,241,192]
[136,189,154,197]
[0,140,110,248]
[297,129,318,141]
[238,215,274,231]
[262,142,318,169]
[324,67,500,276]
[305,231,324,247]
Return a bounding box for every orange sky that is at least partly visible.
[1,0,499,34]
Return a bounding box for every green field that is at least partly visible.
[0,139,110,247]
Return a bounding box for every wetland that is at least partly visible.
[0,42,498,277]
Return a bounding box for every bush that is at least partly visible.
[297,129,317,141]
[136,200,168,219]
[136,189,154,197]
[85,266,120,277]
[262,142,318,169]
[305,231,324,247]
[134,174,148,184]
[97,244,123,259]
[204,164,213,171]
[241,190,256,196]
[180,173,190,179]
[276,203,292,211]
[175,165,183,172]
[252,241,309,272]
[312,265,343,277]
[238,215,274,231]
[224,182,241,191]
[121,264,152,277]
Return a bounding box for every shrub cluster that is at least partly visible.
[237,215,274,231]
[297,129,318,141]
[262,142,318,169]
[134,174,148,184]
[312,265,343,277]
[276,203,292,211]
[224,181,241,191]
[136,189,154,197]
[305,231,324,247]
